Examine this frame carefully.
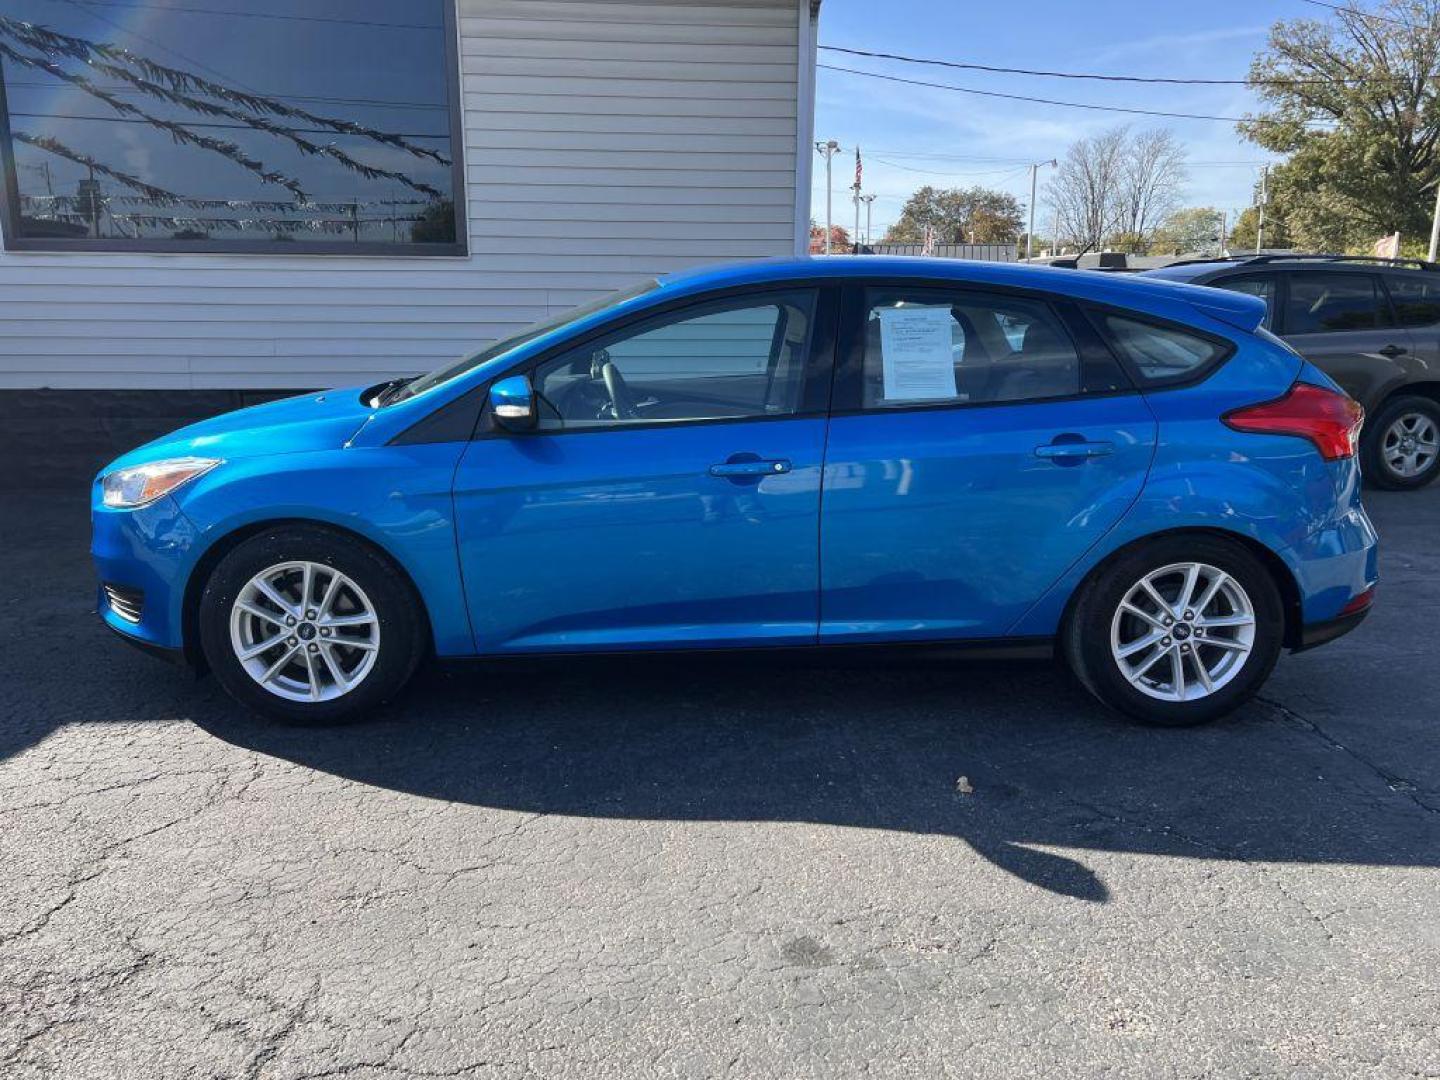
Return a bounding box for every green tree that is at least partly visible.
[884,186,1024,244]
[1151,207,1226,255]
[1241,1,1440,252]
[1229,204,1293,251]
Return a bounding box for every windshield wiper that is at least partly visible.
[373,376,419,407]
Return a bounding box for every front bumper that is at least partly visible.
[91,493,201,652]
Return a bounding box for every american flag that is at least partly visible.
[921,224,936,256]
[854,146,862,191]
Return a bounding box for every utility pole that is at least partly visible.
[815,140,839,254]
[1218,209,1228,258]
[1026,159,1057,261]
[860,193,877,246]
[1256,164,1269,255]
[1428,180,1440,263]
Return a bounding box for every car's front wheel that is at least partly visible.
[1363,395,1440,490]
[198,526,426,723]
[1064,536,1285,726]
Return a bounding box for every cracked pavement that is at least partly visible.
[2,486,1438,1079]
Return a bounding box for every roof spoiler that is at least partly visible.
[1184,291,1267,334]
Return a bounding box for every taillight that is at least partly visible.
[1222,383,1364,461]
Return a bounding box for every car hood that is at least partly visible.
[104,388,376,473]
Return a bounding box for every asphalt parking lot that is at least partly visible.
[2,485,1437,1079]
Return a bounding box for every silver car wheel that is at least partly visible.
[1109,562,1256,703]
[229,560,380,703]
[1381,412,1439,479]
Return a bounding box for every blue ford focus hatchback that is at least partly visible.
[93,258,1377,726]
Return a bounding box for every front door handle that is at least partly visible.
[1035,439,1114,461]
[1379,343,1408,358]
[709,458,791,478]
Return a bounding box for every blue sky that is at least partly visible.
[811,0,1325,240]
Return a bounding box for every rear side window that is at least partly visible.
[1283,271,1389,334]
[861,288,1081,408]
[1382,273,1440,327]
[1213,274,1275,328]
[1100,314,1228,385]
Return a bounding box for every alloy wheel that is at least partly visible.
[229,560,380,702]
[1381,411,1439,479]
[1109,562,1255,702]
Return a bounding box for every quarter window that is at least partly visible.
[1214,275,1276,328]
[861,289,1081,408]
[1282,272,1389,334]
[1382,273,1440,327]
[533,292,816,430]
[1101,314,1227,384]
[0,2,464,254]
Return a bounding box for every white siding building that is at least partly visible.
[0,0,818,473]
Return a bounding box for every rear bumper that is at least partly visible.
[1294,606,1369,652]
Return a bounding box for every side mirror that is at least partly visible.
[489,374,537,432]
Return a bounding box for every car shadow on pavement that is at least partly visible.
[193,647,1440,904]
[11,490,1438,903]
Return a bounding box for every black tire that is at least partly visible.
[198,525,427,723]
[1362,395,1440,491]
[1063,535,1285,727]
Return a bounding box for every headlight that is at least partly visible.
[101,457,221,508]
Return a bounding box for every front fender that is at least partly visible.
[172,442,473,656]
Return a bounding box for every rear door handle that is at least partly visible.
[1035,440,1114,460]
[1379,344,1408,358]
[709,458,791,477]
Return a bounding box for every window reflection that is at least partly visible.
[1,0,461,251]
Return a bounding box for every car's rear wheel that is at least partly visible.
[198,526,426,723]
[1064,536,1285,726]
[1363,395,1440,490]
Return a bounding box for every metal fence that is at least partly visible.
[859,243,1017,262]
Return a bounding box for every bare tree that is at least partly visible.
[1046,126,1188,254]
[1046,127,1128,254]
[1117,129,1188,243]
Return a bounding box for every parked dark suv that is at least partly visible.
[1144,255,1440,489]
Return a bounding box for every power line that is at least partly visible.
[1297,0,1426,27]
[869,157,1032,179]
[820,45,1350,86]
[818,64,1334,126]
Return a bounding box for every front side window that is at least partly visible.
[533,291,816,430]
[0,2,464,253]
[1214,274,1276,328]
[861,289,1080,409]
[1101,313,1227,384]
[1283,272,1389,334]
[1382,273,1440,327]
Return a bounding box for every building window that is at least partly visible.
[0,1,465,255]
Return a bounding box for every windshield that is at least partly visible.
[386,279,661,404]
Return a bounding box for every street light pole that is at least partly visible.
[815,140,839,254]
[1026,159,1057,261]
[860,193,877,246]
[1428,180,1440,263]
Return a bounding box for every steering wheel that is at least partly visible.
[600,361,639,420]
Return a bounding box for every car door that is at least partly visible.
[819,282,1158,643]
[452,286,835,654]
[1276,269,1412,411]
[1379,270,1440,381]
